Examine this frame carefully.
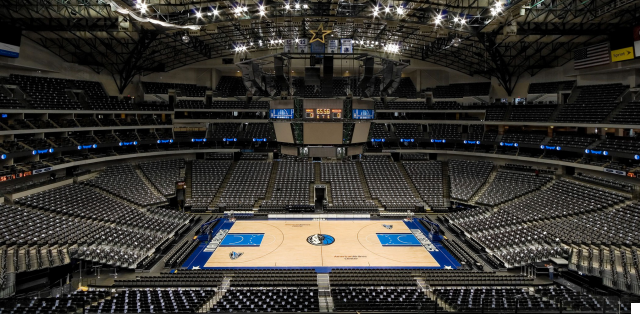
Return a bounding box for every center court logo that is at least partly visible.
[306,234,335,246]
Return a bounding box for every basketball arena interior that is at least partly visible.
[0,0,640,313]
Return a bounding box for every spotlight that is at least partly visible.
[295,3,300,9]
[182,34,190,43]
[397,7,404,15]
[284,3,290,10]
[258,5,266,15]
[303,4,309,8]
[434,14,443,24]
[383,43,399,53]
[137,1,147,12]
[195,11,202,18]
[212,8,219,15]
[384,6,391,13]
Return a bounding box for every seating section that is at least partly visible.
[509,105,556,122]
[421,270,533,286]
[87,164,167,206]
[88,288,215,313]
[244,123,273,140]
[176,99,206,109]
[211,123,240,139]
[543,201,639,246]
[394,123,423,139]
[432,101,461,110]
[528,80,575,94]
[483,105,507,121]
[611,101,640,124]
[139,101,171,111]
[211,287,319,312]
[370,124,391,140]
[547,134,597,148]
[555,84,628,123]
[231,270,318,287]
[403,161,445,208]
[321,162,377,212]
[332,287,435,312]
[448,159,493,201]
[10,74,82,110]
[574,172,634,192]
[451,178,628,266]
[88,98,134,111]
[555,103,616,123]
[434,285,611,312]
[188,160,232,211]
[219,161,272,209]
[329,269,417,286]
[142,82,208,97]
[433,82,491,98]
[14,185,189,268]
[502,132,546,145]
[262,160,313,210]
[430,124,461,140]
[0,92,24,109]
[115,270,225,287]
[362,157,421,210]
[594,136,640,154]
[0,291,111,313]
[475,171,552,206]
[140,159,185,196]
[215,76,249,97]
[379,101,426,110]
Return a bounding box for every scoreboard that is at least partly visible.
[305,108,342,119]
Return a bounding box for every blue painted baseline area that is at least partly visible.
[403,219,461,269]
[376,233,422,246]
[220,233,265,247]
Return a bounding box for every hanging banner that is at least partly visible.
[284,39,293,53]
[340,38,353,53]
[297,38,308,53]
[311,41,325,56]
[328,39,339,53]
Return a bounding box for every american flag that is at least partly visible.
[573,42,610,69]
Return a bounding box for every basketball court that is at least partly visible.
[182,219,460,270]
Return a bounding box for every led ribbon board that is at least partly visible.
[32,148,54,155]
[77,144,98,150]
[585,149,608,155]
[270,109,294,119]
[352,109,375,119]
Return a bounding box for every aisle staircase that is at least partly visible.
[469,166,498,204]
[185,161,192,200]
[317,274,333,312]
[209,161,237,210]
[397,161,425,210]
[257,161,279,208]
[356,161,381,208]
[442,162,450,207]
[134,166,166,199]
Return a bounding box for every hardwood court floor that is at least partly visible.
[205,220,440,268]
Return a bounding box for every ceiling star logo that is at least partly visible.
[309,23,332,43]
